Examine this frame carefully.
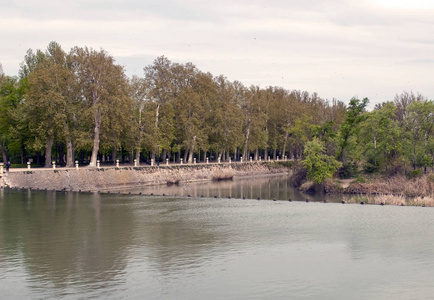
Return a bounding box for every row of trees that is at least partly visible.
[0,42,433,177]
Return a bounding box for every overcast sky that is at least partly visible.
[1,0,433,106]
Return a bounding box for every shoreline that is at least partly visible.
[0,162,292,192]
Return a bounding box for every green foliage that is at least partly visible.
[3,43,434,177]
[407,169,423,179]
[302,138,342,184]
[337,97,369,162]
[363,162,378,174]
[337,161,359,179]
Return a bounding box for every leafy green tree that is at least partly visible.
[24,42,79,167]
[302,138,342,184]
[0,69,26,163]
[406,100,434,172]
[337,97,369,163]
[143,56,177,161]
[358,102,403,173]
[71,46,130,167]
[129,75,152,163]
[209,75,243,161]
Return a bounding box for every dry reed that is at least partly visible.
[341,193,434,207]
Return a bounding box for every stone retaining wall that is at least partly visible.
[3,162,291,191]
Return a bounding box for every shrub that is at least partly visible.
[290,165,307,187]
[407,169,423,179]
[338,161,358,179]
[302,138,342,184]
[363,162,378,174]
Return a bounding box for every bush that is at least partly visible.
[363,162,378,174]
[338,161,358,179]
[407,169,423,179]
[290,165,307,187]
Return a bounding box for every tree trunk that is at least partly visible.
[135,148,140,164]
[162,149,167,164]
[112,147,116,163]
[45,136,54,168]
[65,136,74,167]
[242,126,250,159]
[0,142,7,164]
[188,149,193,164]
[183,149,188,163]
[89,113,101,168]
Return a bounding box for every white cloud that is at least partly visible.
[1,0,433,104]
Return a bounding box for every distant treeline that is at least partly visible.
[0,41,433,177]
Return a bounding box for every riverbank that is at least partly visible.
[320,174,434,206]
[1,162,292,191]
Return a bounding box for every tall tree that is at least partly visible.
[24,42,78,167]
[71,46,130,167]
[337,97,369,163]
[406,100,434,172]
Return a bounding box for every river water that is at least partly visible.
[1,175,434,299]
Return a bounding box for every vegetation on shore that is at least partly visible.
[0,42,433,201]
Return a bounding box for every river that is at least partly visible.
[1,175,434,299]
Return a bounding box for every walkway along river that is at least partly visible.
[0,161,293,192]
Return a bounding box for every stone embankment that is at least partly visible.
[2,162,291,191]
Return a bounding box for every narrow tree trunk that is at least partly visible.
[65,135,74,167]
[161,149,167,164]
[183,149,188,163]
[89,113,101,167]
[129,148,134,164]
[21,143,25,165]
[188,149,193,164]
[45,136,54,168]
[243,126,250,159]
[0,142,7,164]
[112,147,116,163]
[135,148,140,164]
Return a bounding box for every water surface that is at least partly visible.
[1,178,434,299]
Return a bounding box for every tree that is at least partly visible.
[0,74,25,163]
[406,100,434,172]
[129,75,151,163]
[302,138,342,185]
[24,42,78,167]
[357,102,403,173]
[71,46,130,167]
[209,75,243,161]
[143,56,176,161]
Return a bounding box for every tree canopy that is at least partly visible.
[0,42,433,179]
